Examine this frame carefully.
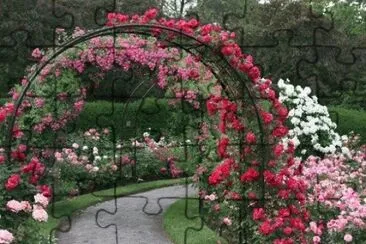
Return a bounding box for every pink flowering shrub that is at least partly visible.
[301,144,366,243]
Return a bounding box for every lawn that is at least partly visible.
[163,198,227,244]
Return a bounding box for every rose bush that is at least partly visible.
[301,142,366,243]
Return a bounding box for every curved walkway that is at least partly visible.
[57,185,195,244]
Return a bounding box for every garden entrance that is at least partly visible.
[1,9,309,244]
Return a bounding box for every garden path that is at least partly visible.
[57,184,196,244]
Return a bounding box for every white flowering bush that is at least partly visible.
[277,79,344,158]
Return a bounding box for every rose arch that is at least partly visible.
[0,9,309,244]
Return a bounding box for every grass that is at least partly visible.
[163,199,227,244]
[328,106,366,144]
[38,178,187,240]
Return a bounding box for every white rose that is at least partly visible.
[82,146,88,151]
[72,143,79,149]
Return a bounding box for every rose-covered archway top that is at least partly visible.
[0,8,308,244]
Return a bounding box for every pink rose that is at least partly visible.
[21,201,32,213]
[0,229,14,244]
[6,200,23,213]
[313,236,321,243]
[31,48,42,59]
[223,217,232,226]
[344,234,353,243]
[34,193,49,208]
[32,205,48,222]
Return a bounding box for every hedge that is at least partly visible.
[328,106,366,144]
[1,97,365,143]
[69,98,175,140]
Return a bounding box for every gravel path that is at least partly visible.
[57,184,195,244]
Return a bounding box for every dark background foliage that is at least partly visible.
[0,0,365,109]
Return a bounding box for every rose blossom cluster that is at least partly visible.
[301,146,366,243]
[54,128,118,173]
[6,192,50,226]
[142,133,183,178]
[202,80,308,242]
[277,78,343,157]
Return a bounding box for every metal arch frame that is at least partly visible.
[7,23,266,146]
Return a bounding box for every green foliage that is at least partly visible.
[329,106,366,144]
[192,0,366,107]
[71,98,189,139]
[163,198,227,244]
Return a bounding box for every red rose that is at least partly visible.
[188,18,199,28]
[0,155,5,164]
[38,185,52,198]
[231,118,244,131]
[144,8,158,20]
[217,137,229,158]
[288,205,300,215]
[286,178,298,191]
[273,144,284,157]
[252,208,266,221]
[221,46,234,56]
[261,111,273,124]
[302,210,311,221]
[278,189,290,199]
[0,109,7,123]
[116,14,129,23]
[263,170,280,187]
[240,168,260,182]
[160,167,167,174]
[296,192,306,202]
[238,62,253,73]
[290,217,305,231]
[248,66,261,81]
[206,97,218,115]
[278,208,291,218]
[259,220,273,235]
[208,158,234,186]
[277,106,288,118]
[274,238,294,244]
[5,174,21,191]
[245,132,256,144]
[272,126,289,138]
[283,227,293,235]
